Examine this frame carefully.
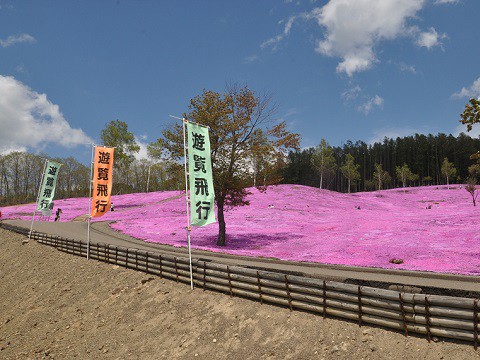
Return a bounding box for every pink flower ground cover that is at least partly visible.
[3,185,480,275]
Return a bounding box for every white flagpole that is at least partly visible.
[182,118,194,290]
[29,159,48,240]
[87,144,95,260]
[170,114,209,129]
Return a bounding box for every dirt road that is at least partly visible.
[1,227,479,359]
[6,219,480,294]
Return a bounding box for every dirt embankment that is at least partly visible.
[1,227,479,359]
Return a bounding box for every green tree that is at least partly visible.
[101,120,140,194]
[340,154,360,193]
[311,139,337,189]
[459,98,480,132]
[281,148,317,187]
[373,163,391,191]
[468,163,480,180]
[147,140,185,191]
[150,84,300,246]
[423,176,433,186]
[395,163,417,190]
[440,157,457,189]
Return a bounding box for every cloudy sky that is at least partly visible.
[0,0,479,163]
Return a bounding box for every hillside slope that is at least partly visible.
[3,185,479,275]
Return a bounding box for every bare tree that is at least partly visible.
[465,178,479,206]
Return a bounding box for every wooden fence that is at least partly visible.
[1,222,479,347]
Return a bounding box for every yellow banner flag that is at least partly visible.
[91,146,114,217]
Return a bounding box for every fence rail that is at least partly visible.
[1,222,479,347]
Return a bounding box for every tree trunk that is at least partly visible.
[320,173,323,189]
[348,178,351,193]
[216,197,226,246]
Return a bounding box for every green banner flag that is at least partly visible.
[187,122,215,226]
[36,160,62,211]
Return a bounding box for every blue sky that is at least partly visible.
[1,0,479,164]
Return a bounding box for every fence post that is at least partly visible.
[358,286,363,327]
[322,281,327,319]
[159,254,163,278]
[285,275,292,311]
[425,295,432,342]
[257,271,263,304]
[474,299,479,350]
[174,257,179,282]
[227,266,233,297]
[145,252,149,273]
[399,293,408,337]
[203,262,207,291]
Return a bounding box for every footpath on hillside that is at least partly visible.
[4,219,480,296]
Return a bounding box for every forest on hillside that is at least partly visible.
[282,132,480,193]
[1,132,479,206]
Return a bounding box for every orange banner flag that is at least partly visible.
[91,146,115,217]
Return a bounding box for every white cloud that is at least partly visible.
[243,55,258,64]
[434,0,459,4]
[261,14,301,50]
[260,35,284,51]
[276,108,299,126]
[357,95,384,114]
[398,62,416,74]
[0,75,93,154]
[341,85,361,101]
[311,0,426,76]
[0,1,14,10]
[0,33,35,48]
[452,77,480,99]
[262,0,451,76]
[15,64,27,73]
[134,136,151,161]
[453,124,480,139]
[371,125,478,145]
[416,27,446,49]
[369,126,422,144]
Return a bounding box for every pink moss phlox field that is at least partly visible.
[3,185,480,275]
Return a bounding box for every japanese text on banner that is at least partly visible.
[91,146,115,217]
[36,160,62,211]
[187,122,215,226]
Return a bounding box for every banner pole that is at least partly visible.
[170,114,209,129]
[29,159,48,240]
[182,118,194,290]
[87,144,95,260]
